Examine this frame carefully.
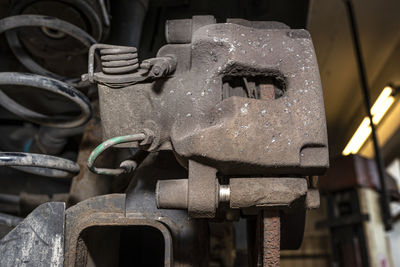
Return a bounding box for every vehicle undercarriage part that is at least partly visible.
[7,0,110,40]
[80,15,328,266]
[0,72,92,128]
[87,131,152,176]
[0,12,95,179]
[0,71,91,179]
[0,15,97,87]
[6,0,110,84]
[65,152,209,267]
[0,11,328,266]
[0,152,80,175]
[0,202,65,267]
[86,43,177,87]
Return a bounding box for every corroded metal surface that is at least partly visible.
[188,160,218,218]
[157,177,314,213]
[263,210,280,267]
[84,16,328,266]
[125,152,210,266]
[65,152,209,267]
[97,16,329,176]
[64,194,173,267]
[0,202,65,267]
[229,178,308,209]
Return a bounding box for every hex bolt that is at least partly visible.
[152,66,161,76]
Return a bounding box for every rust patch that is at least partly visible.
[263,209,280,267]
[259,83,275,100]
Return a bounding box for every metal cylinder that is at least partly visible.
[218,184,230,203]
[156,179,188,209]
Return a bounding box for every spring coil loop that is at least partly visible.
[0,15,97,178]
[100,46,139,74]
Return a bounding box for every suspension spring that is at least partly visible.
[0,15,97,178]
[0,15,97,88]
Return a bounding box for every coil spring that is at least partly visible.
[100,46,139,74]
[0,15,96,178]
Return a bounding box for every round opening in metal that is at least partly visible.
[41,26,66,39]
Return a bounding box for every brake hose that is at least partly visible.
[87,132,152,176]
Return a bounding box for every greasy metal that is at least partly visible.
[188,160,218,218]
[0,202,65,267]
[87,132,147,176]
[0,72,92,128]
[64,194,173,267]
[0,152,80,175]
[97,16,329,176]
[263,210,280,267]
[0,15,96,87]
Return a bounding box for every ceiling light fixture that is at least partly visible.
[342,86,395,156]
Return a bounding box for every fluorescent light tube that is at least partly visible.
[342,86,395,155]
[342,117,372,156]
[371,86,393,116]
[372,96,395,125]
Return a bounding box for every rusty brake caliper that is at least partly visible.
[86,16,328,266]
